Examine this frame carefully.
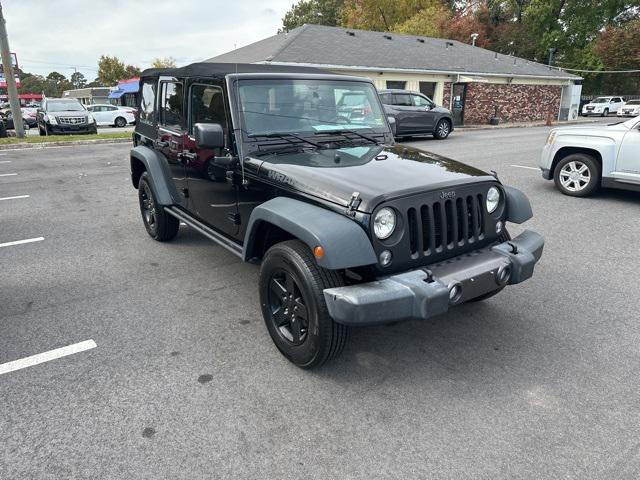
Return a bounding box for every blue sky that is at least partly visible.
[4,0,293,80]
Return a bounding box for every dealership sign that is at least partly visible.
[0,73,21,88]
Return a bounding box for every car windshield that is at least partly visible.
[237,79,387,137]
[47,101,85,112]
[592,98,610,104]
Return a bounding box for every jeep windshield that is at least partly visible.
[237,79,388,141]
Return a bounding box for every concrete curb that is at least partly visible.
[0,137,131,150]
[458,117,607,131]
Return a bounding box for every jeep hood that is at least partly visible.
[245,144,494,213]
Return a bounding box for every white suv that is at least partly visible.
[582,96,625,116]
[540,117,640,196]
[618,99,640,117]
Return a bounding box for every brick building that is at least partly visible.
[207,24,582,125]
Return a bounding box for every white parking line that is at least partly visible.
[0,173,17,177]
[0,160,10,163]
[0,237,44,248]
[510,165,539,171]
[0,340,97,376]
[0,195,29,201]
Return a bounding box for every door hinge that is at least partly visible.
[227,212,241,225]
[345,191,361,217]
[182,188,189,198]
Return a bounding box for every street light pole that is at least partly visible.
[0,1,24,138]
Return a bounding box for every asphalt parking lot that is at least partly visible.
[2,117,639,479]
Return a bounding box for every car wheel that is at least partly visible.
[469,229,511,302]
[433,119,451,140]
[138,172,179,241]
[39,125,46,136]
[601,108,609,117]
[114,116,127,128]
[554,154,600,197]
[205,159,227,182]
[259,240,349,369]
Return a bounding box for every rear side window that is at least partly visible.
[139,81,156,124]
[393,94,412,106]
[160,82,185,130]
[379,93,392,105]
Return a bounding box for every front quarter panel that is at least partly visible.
[545,131,620,177]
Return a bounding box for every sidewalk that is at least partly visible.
[459,116,610,130]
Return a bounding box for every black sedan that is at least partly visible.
[0,110,33,131]
[379,89,454,140]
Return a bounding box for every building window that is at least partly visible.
[139,81,156,124]
[386,80,406,90]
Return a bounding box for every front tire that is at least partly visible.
[259,240,349,369]
[601,108,609,117]
[554,154,600,197]
[138,172,179,241]
[114,116,127,128]
[433,119,451,139]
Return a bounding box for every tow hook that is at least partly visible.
[507,242,519,254]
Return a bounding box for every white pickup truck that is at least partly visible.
[540,117,640,196]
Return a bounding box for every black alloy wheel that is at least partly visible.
[259,240,349,368]
[137,172,179,241]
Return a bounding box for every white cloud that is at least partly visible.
[3,0,293,81]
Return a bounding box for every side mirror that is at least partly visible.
[387,116,396,126]
[194,123,225,149]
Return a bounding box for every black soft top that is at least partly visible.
[140,62,327,79]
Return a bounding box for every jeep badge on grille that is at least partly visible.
[440,191,456,200]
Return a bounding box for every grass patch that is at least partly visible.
[0,131,131,145]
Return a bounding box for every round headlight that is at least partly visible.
[373,207,396,240]
[486,186,501,214]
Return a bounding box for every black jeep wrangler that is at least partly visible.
[131,63,544,368]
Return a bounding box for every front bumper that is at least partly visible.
[48,124,97,135]
[324,230,544,326]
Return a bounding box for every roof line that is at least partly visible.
[263,61,581,81]
[266,25,309,62]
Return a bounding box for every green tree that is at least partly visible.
[98,55,141,85]
[46,71,74,96]
[70,71,87,89]
[393,4,451,37]
[150,56,177,68]
[340,0,440,31]
[281,0,343,32]
[592,18,640,93]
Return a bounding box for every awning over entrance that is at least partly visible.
[108,78,139,99]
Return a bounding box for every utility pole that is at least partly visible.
[548,48,556,69]
[0,2,24,137]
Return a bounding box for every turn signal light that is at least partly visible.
[313,246,324,259]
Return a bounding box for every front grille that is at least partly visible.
[406,194,484,259]
[57,116,86,125]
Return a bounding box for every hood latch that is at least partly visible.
[346,191,361,217]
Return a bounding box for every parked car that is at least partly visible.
[85,104,136,127]
[617,99,640,117]
[130,63,544,368]
[378,89,454,139]
[21,107,39,127]
[540,116,640,196]
[581,96,625,116]
[0,110,31,130]
[36,98,97,135]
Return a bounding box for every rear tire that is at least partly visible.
[601,108,609,117]
[259,240,349,369]
[138,172,179,241]
[114,116,127,128]
[553,154,600,197]
[433,119,451,139]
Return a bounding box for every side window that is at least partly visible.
[86,106,95,112]
[107,106,117,111]
[379,93,392,105]
[139,80,156,124]
[412,95,431,107]
[159,82,185,130]
[190,84,227,132]
[393,94,412,106]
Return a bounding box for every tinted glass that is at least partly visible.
[412,95,431,107]
[139,81,156,123]
[190,84,226,129]
[386,80,406,89]
[379,93,392,105]
[393,94,412,106]
[160,82,184,129]
[46,101,85,112]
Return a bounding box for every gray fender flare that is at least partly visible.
[243,197,377,270]
[130,145,179,205]
[504,186,533,224]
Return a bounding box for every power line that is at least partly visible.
[552,66,640,74]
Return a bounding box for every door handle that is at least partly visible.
[178,151,198,165]
[154,140,169,149]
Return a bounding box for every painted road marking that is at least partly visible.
[0,237,44,248]
[0,160,10,163]
[0,173,17,177]
[0,340,97,376]
[0,195,29,201]
[510,165,539,171]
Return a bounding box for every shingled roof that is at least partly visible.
[207,24,579,81]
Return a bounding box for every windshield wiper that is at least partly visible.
[314,129,379,144]
[249,132,322,148]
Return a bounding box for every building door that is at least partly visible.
[451,83,467,126]
[419,82,436,100]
